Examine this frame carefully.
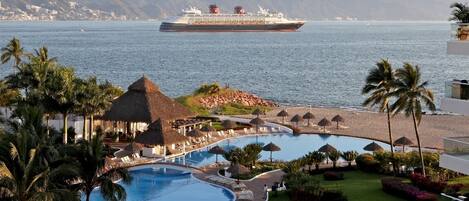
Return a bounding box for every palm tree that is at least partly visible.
[0,80,20,116]
[42,67,77,144]
[32,46,57,64]
[310,151,325,171]
[450,2,469,23]
[1,37,27,69]
[243,143,262,168]
[88,81,122,139]
[391,63,435,177]
[341,151,358,168]
[67,135,131,201]
[362,59,397,174]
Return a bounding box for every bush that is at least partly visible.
[410,173,447,194]
[381,177,438,201]
[323,171,344,181]
[320,190,348,201]
[355,153,380,172]
[284,172,322,201]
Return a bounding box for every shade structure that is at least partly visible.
[394,136,413,152]
[303,112,315,126]
[124,142,144,153]
[252,108,265,117]
[317,118,331,133]
[227,163,250,177]
[249,117,265,133]
[331,115,345,129]
[221,120,237,129]
[290,114,303,127]
[102,76,194,123]
[187,128,204,138]
[364,142,384,152]
[135,119,188,146]
[201,124,216,132]
[263,142,281,163]
[277,110,289,124]
[318,143,337,153]
[208,145,225,163]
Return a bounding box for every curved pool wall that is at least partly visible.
[86,165,235,201]
[171,133,389,167]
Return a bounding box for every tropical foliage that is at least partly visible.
[450,2,469,23]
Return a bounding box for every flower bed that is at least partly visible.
[323,171,344,181]
[381,177,438,201]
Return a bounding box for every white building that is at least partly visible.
[439,22,469,175]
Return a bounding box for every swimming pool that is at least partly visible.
[171,133,389,167]
[86,165,235,201]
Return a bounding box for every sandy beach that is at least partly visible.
[237,106,469,150]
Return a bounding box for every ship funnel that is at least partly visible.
[209,4,220,14]
[234,6,245,14]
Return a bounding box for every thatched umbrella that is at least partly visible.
[249,117,265,133]
[317,118,331,133]
[208,145,225,163]
[227,163,250,182]
[364,142,384,152]
[252,108,265,117]
[201,125,216,141]
[187,128,205,138]
[318,143,337,164]
[394,137,413,152]
[303,112,315,127]
[263,142,281,163]
[276,109,289,124]
[290,114,303,127]
[331,115,344,129]
[135,119,188,156]
[221,120,237,129]
[124,142,144,153]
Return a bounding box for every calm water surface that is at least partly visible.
[1,21,468,107]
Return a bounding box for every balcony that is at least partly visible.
[440,80,469,115]
[440,137,469,175]
[447,23,469,55]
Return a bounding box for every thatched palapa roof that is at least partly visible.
[135,119,188,146]
[394,136,413,146]
[363,142,384,152]
[102,76,194,123]
[263,142,281,152]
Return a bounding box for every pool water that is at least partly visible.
[87,166,235,201]
[172,133,389,167]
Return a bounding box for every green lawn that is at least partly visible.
[448,176,469,193]
[270,171,405,201]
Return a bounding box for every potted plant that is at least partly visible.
[450,2,469,40]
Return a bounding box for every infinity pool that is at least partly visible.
[87,166,235,201]
[172,133,389,167]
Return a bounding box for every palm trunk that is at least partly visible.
[315,164,319,171]
[386,104,396,175]
[63,112,68,144]
[46,114,50,137]
[86,192,91,201]
[83,114,87,141]
[89,114,94,140]
[411,109,425,176]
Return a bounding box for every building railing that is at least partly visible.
[443,137,469,156]
[444,80,469,100]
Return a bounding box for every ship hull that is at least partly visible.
[159,22,304,32]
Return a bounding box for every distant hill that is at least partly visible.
[0,0,467,20]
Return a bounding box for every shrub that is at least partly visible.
[284,172,322,201]
[356,153,380,172]
[323,171,344,181]
[341,151,358,167]
[381,177,438,201]
[194,83,221,95]
[320,190,348,201]
[410,173,447,194]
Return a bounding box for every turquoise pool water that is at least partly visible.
[87,166,235,201]
[172,133,389,167]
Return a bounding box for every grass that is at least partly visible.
[269,171,405,201]
[448,176,469,193]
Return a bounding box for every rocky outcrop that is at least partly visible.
[198,90,277,109]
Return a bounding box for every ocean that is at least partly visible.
[1,21,468,108]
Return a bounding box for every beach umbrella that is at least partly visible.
[249,117,265,133]
[331,115,344,129]
[303,112,315,127]
[124,142,144,153]
[394,136,413,152]
[201,124,216,141]
[263,142,281,163]
[252,108,265,117]
[318,143,337,164]
[227,163,250,182]
[187,128,205,138]
[290,114,303,127]
[221,120,237,129]
[317,118,331,133]
[364,142,384,152]
[208,145,225,163]
[276,109,289,124]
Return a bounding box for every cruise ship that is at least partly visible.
[159,5,305,32]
